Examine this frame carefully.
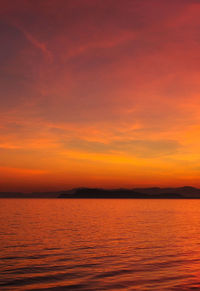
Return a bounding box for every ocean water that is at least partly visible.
[1,199,200,290]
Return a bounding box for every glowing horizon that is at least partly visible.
[1,0,200,191]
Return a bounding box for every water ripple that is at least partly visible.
[1,199,200,290]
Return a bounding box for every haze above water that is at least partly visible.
[1,199,200,290]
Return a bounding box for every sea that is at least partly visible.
[1,199,200,290]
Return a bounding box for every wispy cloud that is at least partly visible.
[1,0,200,190]
[13,21,53,61]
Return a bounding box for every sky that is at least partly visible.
[1,0,200,191]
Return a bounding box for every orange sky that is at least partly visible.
[1,0,200,191]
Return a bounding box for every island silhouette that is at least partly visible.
[1,186,200,198]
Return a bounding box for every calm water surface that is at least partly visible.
[1,199,200,290]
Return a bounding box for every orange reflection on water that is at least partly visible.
[1,199,200,290]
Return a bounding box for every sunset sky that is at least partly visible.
[1,0,200,191]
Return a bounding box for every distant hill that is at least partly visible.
[59,188,183,199]
[1,186,200,199]
[0,192,59,198]
[132,186,200,198]
[59,186,200,199]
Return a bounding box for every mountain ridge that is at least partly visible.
[1,186,200,198]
